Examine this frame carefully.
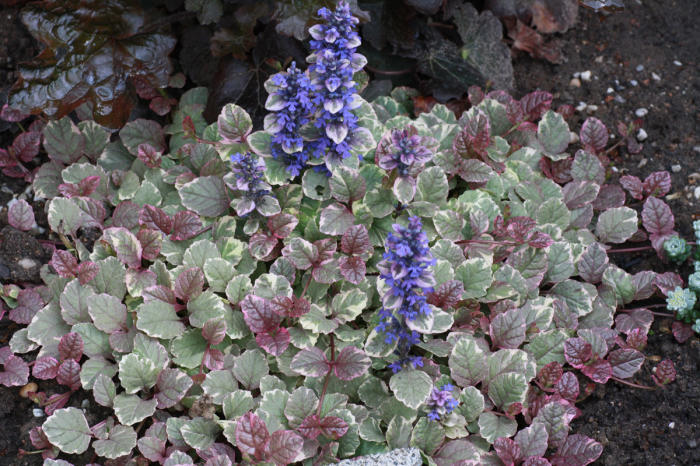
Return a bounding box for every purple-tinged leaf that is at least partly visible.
[9,288,44,324]
[203,348,225,370]
[538,362,563,387]
[282,238,318,270]
[143,285,177,305]
[579,117,608,154]
[632,271,657,300]
[57,182,81,198]
[267,430,303,466]
[318,416,349,440]
[171,210,202,240]
[619,175,644,200]
[581,359,611,384]
[77,176,101,197]
[0,104,29,122]
[625,328,647,351]
[562,181,600,210]
[32,356,60,380]
[454,109,491,157]
[180,176,229,217]
[56,359,81,390]
[333,346,370,381]
[58,332,84,362]
[433,439,480,466]
[77,261,98,284]
[615,309,653,335]
[50,250,78,278]
[270,296,310,318]
[0,347,29,386]
[653,272,683,296]
[137,143,162,168]
[340,225,371,256]
[671,321,694,344]
[577,242,608,283]
[137,229,162,261]
[319,203,354,236]
[490,308,526,349]
[550,434,603,466]
[338,256,366,285]
[121,119,166,154]
[290,347,330,378]
[29,426,51,450]
[8,200,35,231]
[202,318,227,345]
[297,415,322,440]
[514,421,548,459]
[652,359,676,385]
[235,412,269,462]
[267,214,298,239]
[555,372,579,401]
[528,231,553,249]
[102,227,142,269]
[10,132,40,162]
[643,171,671,198]
[564,338,592,369]
[174,267,205,302]
[458,159,494,183]
[523,458,551,466]
[255,328,290,356]
[427,280,464,310]
[592,184,625,211]
[241,295,281,334]
[249,233,278,260]
[155,368,193,409]
[139,205,173,234]
[608,348,644,379]
[494,437,521,465]
[111,201,141,230]
[138,436,167,463]
[641,196,674,236]
[520,90,553,120]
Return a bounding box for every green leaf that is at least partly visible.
[415,167,448,205]
[478,412,517,444]
[233,349,268,389]
[88,293,127,334]
[488,373,528,409]
[92,257,127,299]
[284,387,318,428]
[332,289,367,324]
[218,103,252,142]
[595,207,638,244]
[93,373,117,407]
[602,265,636,305]
[181,417,220,450]
[524,329,568,369]
[359,418,385,443]
[389,369,433,409]
[455,258,493,299]
[386,416,412,450]
[449,336,487,387]
[119,353,159,394]
[551,280,596,317]
[136,301,185,339]
[544,241,575,284]
[411,417,445,455]
[202,370,238,405]
[43,407,91,454]
[113,394,158,426]
[187,290,226,328]
[179,176,229,217]
[434,210,465,241]
[27,301,71,352]
[302,170,331,201]
[330,166,366,203]
[538,110,570,160]
[93,425,137,459]
[79,358,116,390]
[170,329,207,369]
[319,203,355,236]
[43,117,85,164]
[257,389,289,433]
[223,390,255,420]
[247,130,272,157]
[456,386,484,423]
[364,328,397,358]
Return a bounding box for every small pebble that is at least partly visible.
[671,164,682,173]
[576,102,588,112]
[693,145,700,153]
[636,64,644,71]
[652,72,661,81]
[586,105,598,114]
[569,132,580,144]
[669,422,675,429]
[688,439,698,448]
[81,399,90,408]
[570,78,581,88]
[636,128,648,141]
[630,79,639,86]
[635,108,648,117]
[637,158,648,168]
[673,60,682,66]
[580,70,592,81]
[614,95,626,103]
[573,71,581,78]
[606,87,614,94]
[694,186,700,200]
[595,56,604,63]
[33,409,44,418]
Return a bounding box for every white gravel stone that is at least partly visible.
[337,448,422,466]
[635,108,648,117]
[580,70,592,81]
[570,78,581,88]
[694,186,700,200]
[606,87,614,94]
[636,64,644,71]
[636,128,648,141]
[669,422,676,429]
[671,164,682,173]
[673,60,682,66]
[652,72,661,81]
[630,79,639,86]
[33,409,44,418]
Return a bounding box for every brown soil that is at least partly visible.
[0,1,698,465]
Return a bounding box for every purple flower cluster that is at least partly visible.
[376,216,436,372]
[229,151,272,215]
[427,384,459,421]
[307,1,366,167]
[377,126,433,177]
[264,62,315,177]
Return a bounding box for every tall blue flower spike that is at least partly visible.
[229,151,273,216]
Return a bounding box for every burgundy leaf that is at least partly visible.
[522,458,551,466]
[0,104,29,122]
[315,238,337,262]
[297,414,322,440]
[608,348,644,379]
[550,434,603,466]
[77,176,101,197]
[641,196,674,236]
[427,280,464,309]
[454,109,491,157]
[32,356,60,380]
[249,232,278,260]
[619,175,644,200]
[671,321,694,344]
[581,359,611,384]
[8,200,35,231]
[50,250,78,278]
[143,285,177,305]
[171,210,202,240]
[174,267,204,302]
[0,348,30,386]
[111,201,141,230]
[57,182,81,198]
[267,430,303,466]
[182,115,197,140]
[268,214,299,239]
[203,348,225,371]
[338,256,366,285]
[632,271,657,300]
[101,227,142,269]
[44,393,70,416]
[155,369,193,409]
[240,295,281,334]
[270,296,310,318]
[318,416,349,440]
[494,437,521,466]
[58,332,84,362]
[255,328,290,356]
[554,372,579,401]
[614,309,653,335]
[149,96,176,116]
[202,318,227,345]
[564,338,592,369]
[520,90,553,120]
[653,272,683,296]
[528,231,553,249]
[139,205,173,234]
[235,412,270,461]
[340,224,371,255]
[77,261,99,285]
[138,436,167,463]
[11,131,41,162]
[625,328,648,351]
[9,288,44,324]
[538,362,563,387]
[579,117,608,154]
[29,427,51,450]
[137,229,162,261]
[468,85,484,106]
[56,359,81,390]
[506,216,536,242]
[137,143,162,168]
[333,346,370,381]
[643,171,671,198]
[592,184,626,211]
[652,359,676,385]
[290,347,330,378]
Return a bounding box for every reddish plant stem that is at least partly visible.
[611,376,656,390]
[300,275,312,300]
[608,241,697,253]
[316,334,336,417]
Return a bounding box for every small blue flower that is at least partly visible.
[229,151,273,216]
[427,384,459,421]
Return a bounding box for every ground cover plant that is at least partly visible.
[0,1,691,465]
